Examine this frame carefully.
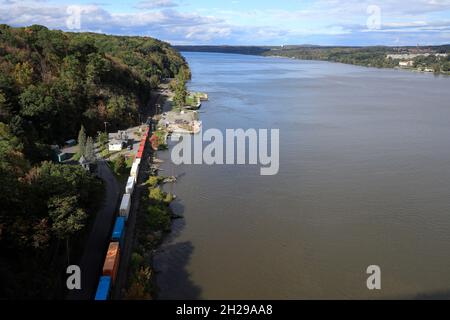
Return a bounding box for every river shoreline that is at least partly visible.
[118,82,177,299]
[122,75,207,299]
[267,54,450,76]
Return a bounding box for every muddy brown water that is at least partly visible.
[154,52,450,299]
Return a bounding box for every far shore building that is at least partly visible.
[399,60,414,67]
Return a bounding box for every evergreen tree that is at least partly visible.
[85,136,95,162]
[78,125,86,156]
[96,131,108,146]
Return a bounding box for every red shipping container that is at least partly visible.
[102,242,120,285]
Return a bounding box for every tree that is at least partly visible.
[85,136,95,162]
[19,85,58,136]
[149,74,160,88]
[9,115,25,138]
[48,195,87,239]
[0,90,10,121]
[432,63,441,73]
[173,78,187,108]
[96,131,108,146]
[78,125,86,156]
[112,154,126,175]
[124,266,152,300]
[14,62,33,88]
[442,61,450,72]
[106,95,128,127]
[149,186,165,202]
[48,195,87,264]
[60,55,83,91]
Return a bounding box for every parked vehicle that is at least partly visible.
[65,139,77,147]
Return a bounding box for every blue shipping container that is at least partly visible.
[111,216,125,245]
[95,276,111,300]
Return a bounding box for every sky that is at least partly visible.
[0,0,449,46]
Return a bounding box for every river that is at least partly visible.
[154,52,450,299]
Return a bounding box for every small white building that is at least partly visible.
[399,60,414,67]
[108,139,125,151]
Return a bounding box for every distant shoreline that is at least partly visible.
[177,45,450,75]
[266,54,450,76]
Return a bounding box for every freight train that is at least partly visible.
[94,127,149,300]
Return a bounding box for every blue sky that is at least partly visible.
[1,0,449,45]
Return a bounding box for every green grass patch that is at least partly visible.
[186,95,195,105]
[71,152,82,161]
[125,155,134,169]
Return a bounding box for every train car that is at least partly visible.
[130,159,140,179]
[102,242,120,285]
[125,176,135,195]
[136,149,143,159]
[95,276,112,300]
[111,216,126,248]
[119,193,131,220]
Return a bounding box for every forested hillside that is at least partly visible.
[0,24,188,298]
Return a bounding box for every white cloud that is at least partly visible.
[135,0,178,10]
